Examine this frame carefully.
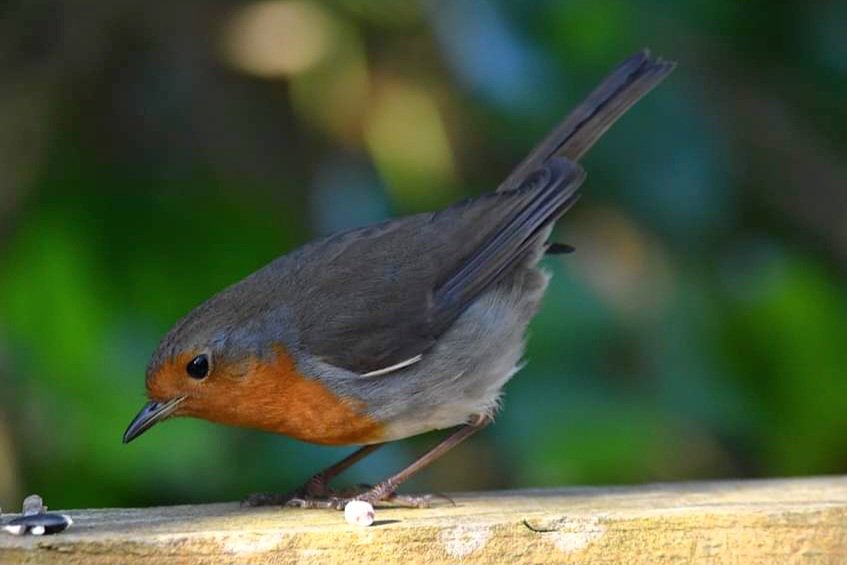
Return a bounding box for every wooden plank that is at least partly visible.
[1,476,846,564]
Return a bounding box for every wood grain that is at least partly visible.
[2,476,847,564]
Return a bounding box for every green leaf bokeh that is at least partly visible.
[1,0,845,509]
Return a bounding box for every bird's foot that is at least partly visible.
[284,490,438,510]
[283,480,451,510]
[245,479,443,509]
[242,491,293,507]
[242,472,334,507]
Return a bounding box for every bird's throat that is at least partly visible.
[190,347,385,446]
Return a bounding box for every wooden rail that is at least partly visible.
[2,476,846,564]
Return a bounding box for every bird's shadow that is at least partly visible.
[370,519,401,527]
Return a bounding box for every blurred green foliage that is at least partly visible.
[1,0,846,510]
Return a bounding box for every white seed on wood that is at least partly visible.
[344,500,375,527]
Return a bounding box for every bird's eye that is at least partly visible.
[186,354,210,380]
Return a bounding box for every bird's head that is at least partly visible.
[122,292,296,443]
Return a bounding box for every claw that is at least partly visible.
[244,487,446,510]
[242,492,287,507]
[284,498,302,508]
[283,497,342,510]
[427,491,457,506]
[385,493,435,508]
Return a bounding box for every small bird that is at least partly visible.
[124,50,674,509]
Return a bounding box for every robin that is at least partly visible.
[123,50,674,509]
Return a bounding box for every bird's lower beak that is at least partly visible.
[122,397,185,444]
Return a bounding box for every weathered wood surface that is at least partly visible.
[2,476,846,564]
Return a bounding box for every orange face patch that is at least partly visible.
[147,347,384,446]
[147,350,198,402]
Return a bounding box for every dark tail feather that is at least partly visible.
[497,49,675,193]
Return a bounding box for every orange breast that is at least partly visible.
[186,348,385,446]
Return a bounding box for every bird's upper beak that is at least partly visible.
[122,396,185,444]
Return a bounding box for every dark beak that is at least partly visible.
[122,397,185,444]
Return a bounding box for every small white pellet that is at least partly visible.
[344,500,375,527]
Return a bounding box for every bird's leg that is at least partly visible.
[244,444,383,507]
[300,443,384,497]
[289,415,491,510]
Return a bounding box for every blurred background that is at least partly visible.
[1,0,846,510]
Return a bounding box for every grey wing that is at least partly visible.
[288,158,584,375]
[287,49,674,375]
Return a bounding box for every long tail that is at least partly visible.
[497,49,675,193]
